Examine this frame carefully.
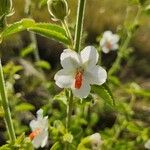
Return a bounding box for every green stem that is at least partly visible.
[65,90,73,150]
[61,20,73,48]
[108,6,142,76]
[66,90,73,130]
[108,34,131,76]
[74,0,86,52]
[25,0,40,62]
[29,32,40,62]
[0,60,16,143]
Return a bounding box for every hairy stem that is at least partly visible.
[74,0,86,52]
[108,6,142,76]
[0,60,16,143]
[66,90,73,130]
[25,0,40,62]
[61,19,73,48]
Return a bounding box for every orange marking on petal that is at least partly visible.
[106,41,112,49]
[29,128,41,140]
[75,70,83,89]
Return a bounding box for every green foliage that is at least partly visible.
[20,43,35,57]
[14,103,35,112]
[0,19,70,44]
[0,133,33,150]
[35,60,51,70]
[92,83,115,107]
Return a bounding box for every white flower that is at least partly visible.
[54,46,107,98]
[145,140,150,149]
[29,109,48,149]
[90,133,102,150]
[100,31,119,53]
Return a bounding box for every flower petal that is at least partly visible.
[54,69,74,88]
[72,78,91,98]
[112,34,119,43]
[32,133,43,148]
[32,130,48,148]
[60,49,81,70]
[87,65,107,85]
[102,46,110,53]
[80,46,99,69]
[41,130,49,148]
[111,43,119,50]
[103,31,112,39]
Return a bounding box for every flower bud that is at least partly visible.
[47,0,69,21]
[90,133,102,150]
[0,0,13,19]
[77,133,102,150]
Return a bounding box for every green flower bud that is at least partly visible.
[0,0,13,19]
[47,0,69,21]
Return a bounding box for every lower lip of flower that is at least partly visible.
[75,70,83,89]
[29,128,41,140]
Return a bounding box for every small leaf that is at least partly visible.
[92,83,115,107]
[53,90,67,105]
[144,5,150,15]
[20,43,35,57]
[50,142,62,150]
[35,60,51,70]
[15,103,35,112]
[63,133,73,143]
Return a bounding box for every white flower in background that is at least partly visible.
[90,133,102,150]
[54,46,107,98]
[29,109,48,149]
[100,31,119,53]
[145,140,150,149]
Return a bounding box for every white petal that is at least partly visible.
[37,109,43,119]
[72,78,91,98]
[30,120,39,131]
[145,140,150,149]
[60,49,81,70]
[103,31,113,39]
[112,34,119,43]
[87,65,107,85]
[54,69,74,88]
[32,133,43,148]
[102,46,110,53]
[100,38,105,47]
[111,43,119,50]
[41,130,49,148]
[80,46,99,69]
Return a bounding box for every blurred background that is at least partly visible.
[0,0,150,149]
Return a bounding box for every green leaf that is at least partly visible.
[35,60,51,70]
[1,19,70,45]
[1,18,35,38]
[92,83,115,107]
[0,106,4,117]
[53,90,67,105]
[20,43,35,57]
[144,5,150,15]
[28,23,69,44]
[50,142,63,150]
[15,103,35,112]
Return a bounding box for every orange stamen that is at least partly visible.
[75,70,83,89]
[29,128,41,140]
